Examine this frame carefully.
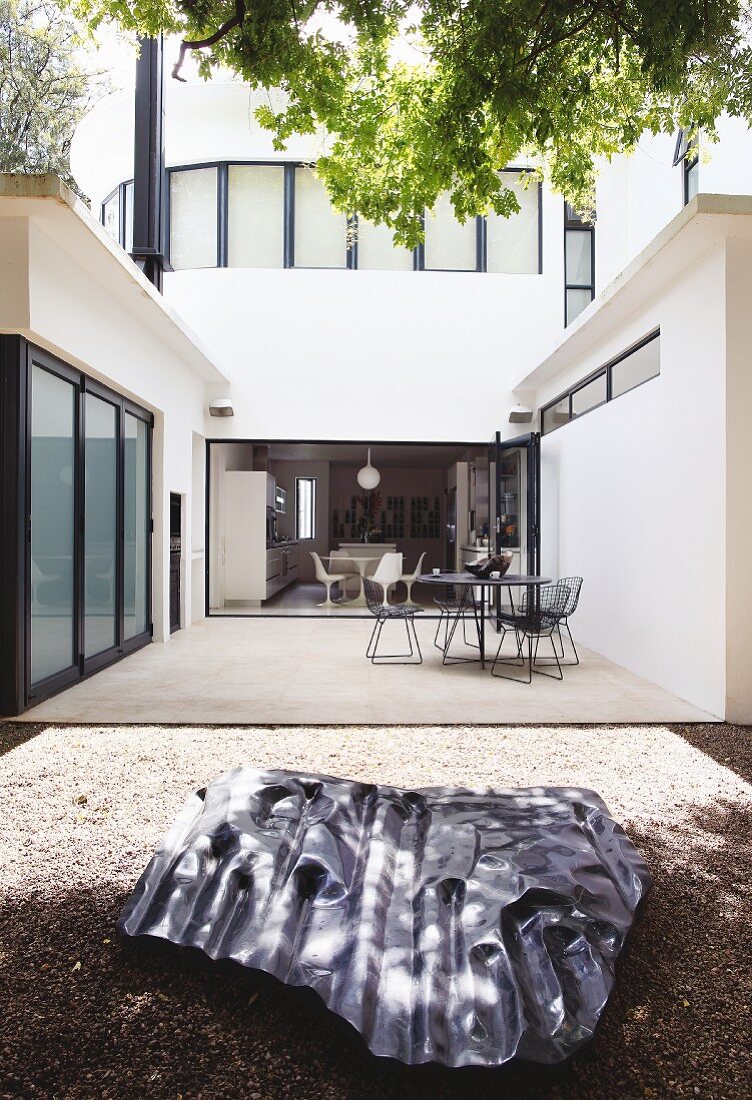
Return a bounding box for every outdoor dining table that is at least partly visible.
[416,572,552,669]
[320,554,383,609]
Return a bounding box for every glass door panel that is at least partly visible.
[84,393,118,658]
[124,413,149,640]
[30,364,77,685]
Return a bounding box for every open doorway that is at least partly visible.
[206,440,491,616]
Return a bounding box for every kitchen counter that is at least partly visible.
[266,539,299,548]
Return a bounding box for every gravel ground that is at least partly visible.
[1,721,750,1100]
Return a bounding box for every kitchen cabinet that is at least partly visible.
[224,470,299,605]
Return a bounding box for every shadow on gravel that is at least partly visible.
[0,721,50,757]
[668,722,752,787]
[3,797,751,1100]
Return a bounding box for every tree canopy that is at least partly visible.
[0,0,103,188]
[69,1,752,244]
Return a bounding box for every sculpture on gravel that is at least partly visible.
[118,767,651,1068]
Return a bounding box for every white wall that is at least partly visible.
[7,210,215,642]
[538,245,727,717]
[723,237,752,722]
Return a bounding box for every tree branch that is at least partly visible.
[172,0,246,81]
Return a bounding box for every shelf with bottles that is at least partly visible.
[410,495,441,539]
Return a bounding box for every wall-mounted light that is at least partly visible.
[509,403,533,424]
[209,398,234,417]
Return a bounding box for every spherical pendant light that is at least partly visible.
[357,447,381,490]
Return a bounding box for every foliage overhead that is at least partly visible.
[0,0,104,189]
[69,1,752,244]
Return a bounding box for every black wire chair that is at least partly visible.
[512,576,583,665]
[491,581,571,683]
[432,583,482,665]
[363,576,424,664]
[554,576,583,665]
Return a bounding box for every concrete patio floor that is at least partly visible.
[20,615,714,724]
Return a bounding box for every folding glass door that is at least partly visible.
[488,431,541,616]
[26,347,152,706]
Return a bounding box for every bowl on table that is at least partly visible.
[466,552,514,579]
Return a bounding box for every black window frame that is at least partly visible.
[0,334,153,715]
[157,161,543,274]
[295,475,317,541]
[564,201,595,327]
[673,129,699,207]
[100,179,134,250]
[540,329,660,436]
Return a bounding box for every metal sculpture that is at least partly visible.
[118,768,651,1067]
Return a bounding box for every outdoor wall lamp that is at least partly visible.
[509,403,533,424]
[209,398,234,417]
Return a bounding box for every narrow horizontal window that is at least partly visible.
[423,193,478,271]
[571,372,607,417]
[296,477,317,540]
[487,174,540,274]
[228,164,285,268]
[294,169,347,268]
[542,396,570,435]
[611,335,660,398]
[169,167,218,271]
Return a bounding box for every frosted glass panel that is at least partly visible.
[355,219,413,271]
[571,373,607,417]
[170,168,218,270]
[30,365,76,684]
[228,165,285,268]
[294,170,347,268]
[85,394,117,657]
[565,229,592,284]
[566,288,592,325]
[686,161,699,202]
[124,414,149,640]
[612,337,660,397]
[424,193,477,270]
[103,191,120,242]
[487,176,539,273]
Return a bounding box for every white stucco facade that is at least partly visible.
[4,78,752,721]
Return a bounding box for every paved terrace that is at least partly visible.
[17,616,714,724]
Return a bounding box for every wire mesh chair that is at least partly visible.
[555,577,583,664]
[491,581,571,683]
[432,583,482,665]
[363,576,424,664]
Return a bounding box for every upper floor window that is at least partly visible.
[101,180,133,252]
[169,167,218,271]
[564,202,595,326]
[673,129,699,206]
[101,162,543,274]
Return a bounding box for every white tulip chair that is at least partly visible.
[310,552,348,608]
[400,552,427,606]
[369,552,403,606]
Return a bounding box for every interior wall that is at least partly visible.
[539,245,727,717]
[269,458,331,582]
[328,464,447,574]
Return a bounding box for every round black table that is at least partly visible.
[416,572,552,669]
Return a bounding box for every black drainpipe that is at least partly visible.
[131,36,171,291]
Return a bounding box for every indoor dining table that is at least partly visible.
[320,553,385,608]
[416,572,552,669]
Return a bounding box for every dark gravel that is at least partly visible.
[1,721,750,1100]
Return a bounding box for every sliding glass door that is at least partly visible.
[29,363,78,688]
[26,347,152,705]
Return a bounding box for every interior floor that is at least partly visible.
[212,581,440,617]
[19,615,715,725]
